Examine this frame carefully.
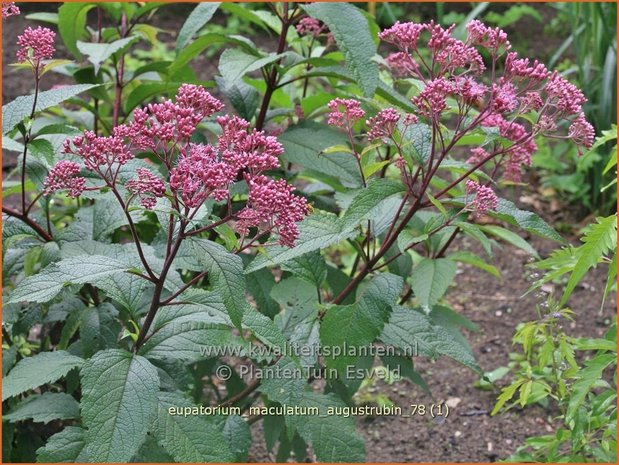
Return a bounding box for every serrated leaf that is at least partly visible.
[176,2,221,52]
[77,36,140,74]
[280,250,327,287]
[303,2,378,97]
[152,391,234,462]
[2,351,83,401]
[215,76,259,121]
[3,84,100,134]
[411,258,457,308]
[4,392,79,424]
[491,198,564,243]
[218,49,285,88]
[562,215,617,305]
[36,427,88,463]
[294,391,366,462]
[58,2,96,58]
[279,121,363,187]
[7,255,132,304]
[380,305,479,371]
[189,239,248,328]
[28,138,55,165]
[400,122,432,165]
[80,349,159,462]
[320,274,402,370]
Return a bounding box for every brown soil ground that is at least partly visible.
[2,3,616,463]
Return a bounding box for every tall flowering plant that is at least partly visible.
[2,3,598,463]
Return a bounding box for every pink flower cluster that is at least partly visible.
[327,99,365,128]
[126,168,166,209]
[296,17,323,37]
[2,1,19,18]
[43,161,85,198]
[16,26,55,64]
[237,175,309,247]
[48,85,308,246]
[466,180,498,216]
[366,108,401,141]
[373,18,595,184]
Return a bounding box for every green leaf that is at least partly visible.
[215,76,259,121]
[491,198,564,243]
[152,391,234,462]
[380,306,479,371]
[280,251,327,287]
[245,267,279,318]
[7,256,132,304]
[28,139,55,166]
[410,258,457,308]
[480,225,539,258]
[448,250,500,278]
[294,391,366,462]
[80,349,159,462]
[77,36,140,74]
[340,178,405,227]
[562,215,617,305]
[36,427,88,463]
[321,274,402,370]
[400,123,432,165]
[3,84,100,134]
[176,2,221,52]
[140,321,242,363]
[58,2,96,58]
[224,415,251,460]
[3,392,79,424]
[2,350,83,401]
[189,239,249,328]
[80,303,121,357]
[303,3,378,97]
[566,353,615,426]
[279,121,362,188]
[491,379,525,415]
[168,33,258,77]
[218,49,285,88]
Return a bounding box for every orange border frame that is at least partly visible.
[0,1,617,464]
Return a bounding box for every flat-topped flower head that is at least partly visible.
[296,17,322,37]
[366,108,401,141]
[327,98,365,128]
[385,52,418,77]
[568,113,595,153]
[411,78,454,117]
[545,72,587,115]
[125,168,166,209]
[379,21,425,50]
[466,20,510,51]
[2,2,19,18]
[43,161,85,198]
[466,180,498,216]
[63,131,133,173]
[236,174,310,247]
[17,26,55,64]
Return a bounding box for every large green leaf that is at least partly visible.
[36,427,88,463]
[58,2,96,58]
[80,349,159,462]
[7,255,132,304]
[3,84,100,134]
[189,239,249,328]
[280,251,327,288]
[294,392,366,462]
[215,76,259,121]
[410,258,457,309]
[152,391,234,462]
[77,36,140,74]
[380,305,480,371]
[279,121,362,188]
[218,49,285,88]
[2,351,83,401]
[303,3,378,97]
[491,198,564,243]
[176,2,221,52]
[562,215,617,305]
[3,392,79,424]
[320,273,402,370]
